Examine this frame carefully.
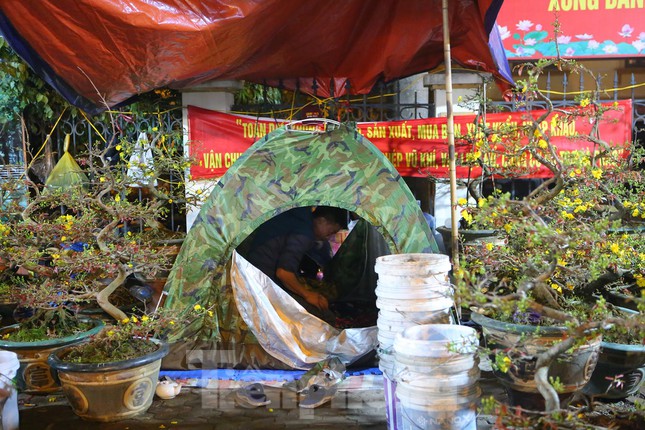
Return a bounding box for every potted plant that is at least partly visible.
[0,107,207,398]
[452,56,645,419]
[47,308,183,421]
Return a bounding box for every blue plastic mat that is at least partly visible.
[159,367,381,382]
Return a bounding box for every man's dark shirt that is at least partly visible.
[245,207,314,286]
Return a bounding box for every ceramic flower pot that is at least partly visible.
[48,339,169,422]
[471,312,601,410]
[582,340,645,400]
[0,319,104,393]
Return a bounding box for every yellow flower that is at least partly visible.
[477,198,487,208]
[537,139,548,149]
[194,304,202,311]
[114,194,121,202]
[610,243,621,254]
[207,310,214,317]
[142,315,149,322]
[461,210,473,224]
[61,236,67,242]
[557,258,567,267]
[115,145,122,151]
[131,316,139,323]
[121,318,130,324]
[51,253,60,260]
[458,198,468,206]
[550,114,559,128]
[636,277,645,288]
[503,223,512,234]
[107,330,114,336]
[485,242,494,251]
[591,169,602,179]
[99,176,106,182]
[490,134,500,143]
[632,208,640,218]
[169,321,175,325]
[551,283,563,293]
[580,98,590,108]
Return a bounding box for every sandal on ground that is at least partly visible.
[234,383,271,408]
[299,384,337,409]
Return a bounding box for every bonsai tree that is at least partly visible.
[452,57,645,421]
[0,110,209,340]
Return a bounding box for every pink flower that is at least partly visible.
[603,44,618,54]
[619,24,634,38]
[515,46,526,56]
[536,24,543,31]
[575,34,593,40]
[633,40,645,52]
[639,32,645,41]
[588,40,600,49]
[516,20,533,32]
[565,47,575,56]
[524,38,537,46]
[497,25,511,40]
[557,35,572,44]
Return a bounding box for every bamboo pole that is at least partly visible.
[441,0,459,268]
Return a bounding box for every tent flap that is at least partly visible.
[0,0,511,113]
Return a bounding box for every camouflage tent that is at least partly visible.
[162,122,438,369]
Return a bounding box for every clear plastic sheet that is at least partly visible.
[231,251,377,369]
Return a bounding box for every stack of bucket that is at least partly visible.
[374,253,454,429]
[393,324,480,430]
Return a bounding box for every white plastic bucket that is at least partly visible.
[0,350,20,430]
[375,253,452,277]
[375,282,453,300]
[393,324,480,430]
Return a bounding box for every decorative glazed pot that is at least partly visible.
[583,340,645,400]
[48,339,169,422]
[436,226,501,257]
[0,319,104,393]
[471,312,601,410]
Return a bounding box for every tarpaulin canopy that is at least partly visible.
[0,0,511,114]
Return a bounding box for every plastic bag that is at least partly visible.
[127,132,157,187]
[44,134,89,192]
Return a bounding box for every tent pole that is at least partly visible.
[441,0,459,269]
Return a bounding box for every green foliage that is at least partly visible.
[0,36,74,127]
[234,82,282,105]
[1,308,94,342]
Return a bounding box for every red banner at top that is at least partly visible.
[188,100,632,180]
[497,0,645,60]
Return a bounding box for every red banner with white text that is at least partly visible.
[188,100,632,180]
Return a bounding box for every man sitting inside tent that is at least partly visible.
[242,206,346,323]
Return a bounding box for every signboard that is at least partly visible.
[188,100,632,180]
[497,0,645,59]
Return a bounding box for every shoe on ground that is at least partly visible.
[299,384,337,409]
[234,383,271,408]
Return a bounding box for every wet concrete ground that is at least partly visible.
[15,372,509,430]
